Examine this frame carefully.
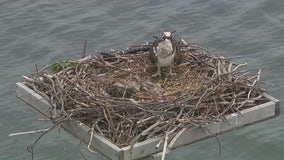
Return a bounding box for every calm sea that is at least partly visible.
[0,0,283,159]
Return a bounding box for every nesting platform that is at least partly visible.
[16,42,280,160]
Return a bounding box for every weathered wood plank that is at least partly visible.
[121,137,164,160]
[263,92,280,116]
[16,82,52,118]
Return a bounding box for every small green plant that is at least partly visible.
[51,60,77,73]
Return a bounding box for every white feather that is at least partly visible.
[156,39,173,58]
[157,53,174,67]
[163,31,171,37]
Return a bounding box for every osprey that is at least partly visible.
[149,30,182,77]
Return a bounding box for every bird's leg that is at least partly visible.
[152,65,162,77]
[167,67,177,77]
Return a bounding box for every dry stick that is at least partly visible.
[56,78,66,113]
[137,116,156,124]
[122,86,128,98]
[192,88,210,116]
[9,128,50,137]
[27,116,69,160]
[43,73,59,117]
[30,83,51,102]
[155,137,164,149]
[82,40,88,58]
[247,69,262,99]
[168,127,187,149]
[235,71,250,80]
[67,115,100,155]
[22,76,38,84]
[236,95,262,110]
[227,62,233,81]
[217,58,222,75]
[129,120,162,156]
[232,63,247,72]
[232,106,243,116]
[131,120,161,144]
[95,55,135,73]
[87,123,97,154]
[219,98,236,118]
[161,131,170,160]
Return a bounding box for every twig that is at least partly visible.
[9,128,50,137]
[82,40,88,58]
[137,116,156,124]
[248,69,262,99]
[27,116,69,160]
[87,123,97,154]
[161,132,169,160]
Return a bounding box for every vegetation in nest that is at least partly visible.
[51,60,77,73]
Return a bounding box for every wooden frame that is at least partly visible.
[16,82,280,160]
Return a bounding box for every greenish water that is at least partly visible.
[1,0,283,159]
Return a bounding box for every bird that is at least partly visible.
[149,30,182,77]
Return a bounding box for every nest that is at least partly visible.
[23,42,266,147]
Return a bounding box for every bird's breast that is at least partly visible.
[157,53,174,67]
[156,39,173,58]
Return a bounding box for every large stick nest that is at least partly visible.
[23,41,266,147]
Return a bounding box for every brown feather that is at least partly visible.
[172,38,182,65]
[149,39,160,64]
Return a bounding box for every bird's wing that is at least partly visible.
[172,38,182,65]
[149,39,160,63]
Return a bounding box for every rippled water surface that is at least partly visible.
[1,0,283,159]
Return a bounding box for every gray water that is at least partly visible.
[1,0,283,159]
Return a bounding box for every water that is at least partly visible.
[1,0,283,159]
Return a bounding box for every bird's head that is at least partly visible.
[161,30,175,40]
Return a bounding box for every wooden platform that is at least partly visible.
[16,82,280,160]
